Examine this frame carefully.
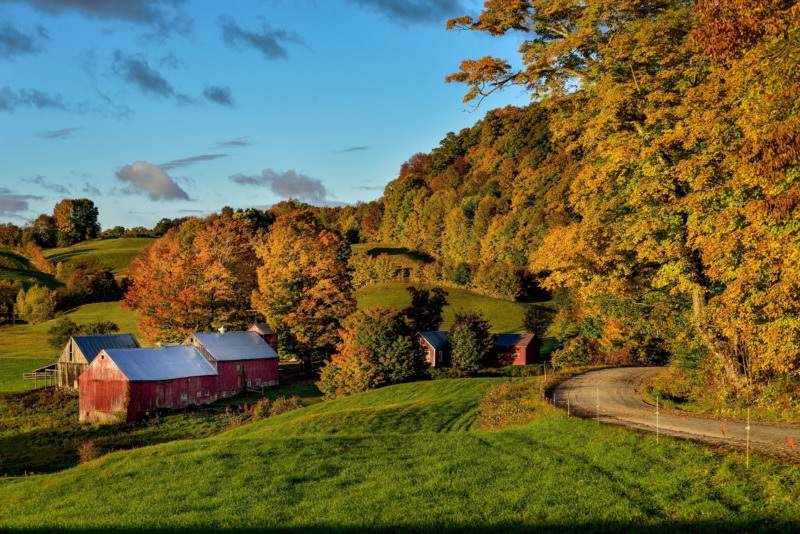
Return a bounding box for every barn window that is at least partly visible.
[187,378,191,382]
[236,364,241,371]
[205,390,210,397]
[222,390,227,397]
[196,391,202,397]
[101,355,105,359]
[514,353,520,359]
[255,379,260,386]
[247,381,252,387]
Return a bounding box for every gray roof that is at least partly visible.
[418,331,448,351]
[190,331,278,361]
[494,334,536,348]
[249,323,275,335]
[102,346,218,382]
[73,334,141,364]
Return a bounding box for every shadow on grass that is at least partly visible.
[2,522,792,533]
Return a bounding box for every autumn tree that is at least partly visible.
[0,280,23,324]
[317,306,426,399]
[450,311,494,372]
[52,199,100,245]
[124,217,257,342]
[251,209,355,370]
[402,286,448,332]
[15,285,55,324]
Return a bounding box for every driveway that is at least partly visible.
[551,367,800,461]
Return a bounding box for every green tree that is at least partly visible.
[402,286,449,332]
[16,285,55,324]
[318,306,425,399]
[53,198,100,245]
[450,311,494,372]
[522,305,554,340]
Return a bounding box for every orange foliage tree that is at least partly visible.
[124,218,257,342]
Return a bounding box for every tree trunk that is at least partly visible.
[692,288,748,390]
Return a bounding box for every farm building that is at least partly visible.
[247,323,278,350]
[58,333,141,389]
[79,345,218,423]
[417,331,449,368]
[184,331,279,396]
[494,334,541,366]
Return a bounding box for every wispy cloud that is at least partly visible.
[203,85,233,107]
[112,50,174,98]
[159,153,228,171]
[14,0,193,37]
[219,16,304,60]
[0,20,49,59]
[352,184,383,191]
[348,0,467,24]
[22,175,70,194]
[36,127,81,139]
[116,161,191,201]
[336,146,369,153]
[215,137,250,148]
[81,181,101,196]
[0,86,66,112]
[230,169,330,204]
[0,192,44,217]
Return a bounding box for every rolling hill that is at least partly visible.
[0,378,798,532]
[43,237,155,276]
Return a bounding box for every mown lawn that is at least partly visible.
[43,237,154,276]
[0,378,797,532]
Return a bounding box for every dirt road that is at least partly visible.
[551,367,800,461]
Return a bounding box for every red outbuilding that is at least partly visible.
[494,334,541,366]
[79,345,219,423]
[184,331,279,396]
[417,331,449,367]
[247,323,278,351]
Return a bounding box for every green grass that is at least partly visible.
[0,376,322,477]
[0,378,798,532]
[0,249,62,290]
[0,302,143,392]
[356,282,541,333]
[43,237,154,276]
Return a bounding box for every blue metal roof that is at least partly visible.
[102,346,218,382]
[418,331,448,351]
[190,331,279,361]
[73,334,141,364]
[494,334,536,347]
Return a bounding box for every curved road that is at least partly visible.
[552,367,800,461]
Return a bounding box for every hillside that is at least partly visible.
[43,237,155,276]
[0,249,61,290]
[0,379,798,532]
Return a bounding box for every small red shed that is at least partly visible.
[247,323,278,351]
[417,331,449,367]
[494,334,541,366]
[184,331,279,396]
[79,346,218,423]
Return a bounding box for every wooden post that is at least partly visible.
[746,408,751,469]
[656,395,660,444]
[596,388,599,424]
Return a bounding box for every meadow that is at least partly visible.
[0,378,797,532]
[0,249,61,289]
[43,237,155,276]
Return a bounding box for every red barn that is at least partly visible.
[494,334,541,366]
[417,331,449,367]
[184,331,279,396]
[247,323,278,351]
[79,346,218,423]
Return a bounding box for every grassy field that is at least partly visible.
[0,249,62,290]
[0,302,143,392]
[0,378,798,532]
[43,237,154,276]
[0,367,321,476]
[356,282,540,333]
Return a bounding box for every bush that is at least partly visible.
[77,441,103,464]
[269,396,302,417]
[550,335,601,369]
[252,398,271,420]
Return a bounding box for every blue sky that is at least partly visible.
[0,0,528,230]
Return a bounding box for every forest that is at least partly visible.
[2,0,798,412]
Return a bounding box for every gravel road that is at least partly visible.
[551,367,800,461]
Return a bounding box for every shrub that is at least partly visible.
[77,441,103,464]
[550,335,601,369]
[252,398,271,420]
[269,396,302,417]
